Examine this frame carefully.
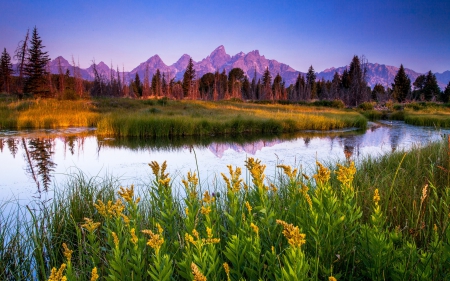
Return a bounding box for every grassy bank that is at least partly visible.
[1,138,450,280]
[0,97,367,136]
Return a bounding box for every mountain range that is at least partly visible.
[45,46,450,90]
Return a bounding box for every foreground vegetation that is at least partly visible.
[1,137,450,280]
[0,97,367,136]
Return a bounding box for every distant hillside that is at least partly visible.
[43,46,450,90]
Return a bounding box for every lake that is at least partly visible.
[1,121,449,202]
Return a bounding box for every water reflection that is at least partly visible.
[0,121,449,199]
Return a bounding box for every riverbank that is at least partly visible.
[0,97,367,137]
[1,138,449,280]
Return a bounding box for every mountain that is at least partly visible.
[45,46,450,90]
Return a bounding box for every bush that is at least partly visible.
[358,102,374,111]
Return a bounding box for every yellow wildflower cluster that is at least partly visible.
[221,165,243,192]
[112,232,119,248]
[336,161,356,190]
[250,222,259,235]
[81,217,101,233]
[185,229,220,246]
[130,228,138,245]
[90,267,99,281]
[118,185,135,203]
[270,183,278,193]
[277,164,298,181]
[142,226,164,254]
[202,191,215,204]
[329,276,337,281]
[302,173,310,180]
[62,243,72,263]
[373,189,380,206]
[191,262,207,281]
[245,158,267,190]
[48,263,66,281]
[313,161,330,185]
[245,201,252,213]
[201,206,211,215]
[94,199,125,219]
[158,177,171,188]
[223,262,231,281]
[182,172,199,198]
[149,160,169,179]
[276,220,306,248]
[301,184,313,209]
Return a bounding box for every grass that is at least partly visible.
[0,97,368,137]
[1,138,450,280]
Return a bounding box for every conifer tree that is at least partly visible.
[14,29,29,98]
[422,71,440,101]
[441,81,450,103]
[262,67,272,100]
[182,57,196,98]
[306,65,316,100]
[391,64,411,102]
[133,73,143,97]
[24,26,50,96]
[0,48,14,93]
[272,73,282,101]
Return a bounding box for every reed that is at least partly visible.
[1,138,450,280]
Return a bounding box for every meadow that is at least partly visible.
[0,97,367,137]
[1,137,449,280]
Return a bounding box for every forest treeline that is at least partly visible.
[1,27,450,106]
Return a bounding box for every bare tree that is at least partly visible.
[14,29,29,97]
[57,57,64,98]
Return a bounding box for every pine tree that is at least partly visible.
[422,71,440,101]
[392,64,411,102]
[133,73,143,97]
[306,65,316,100]
[441,82,450,103]
[262,67,272,100]
[272,73,282,101]
[24,26,50,96]
[0,48,14,93]
[182,57,196,98]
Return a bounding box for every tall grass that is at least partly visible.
[1,138,450,280]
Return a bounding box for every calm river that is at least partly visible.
[1,121,449,202]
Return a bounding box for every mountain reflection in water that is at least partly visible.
[0,121,448,200]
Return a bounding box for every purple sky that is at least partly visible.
[1,0,449,73]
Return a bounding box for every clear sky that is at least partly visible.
[1,0,449,73]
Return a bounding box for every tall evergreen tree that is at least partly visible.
[182,57,196,98]
[422,71,440,101]
[412,74,426,100]
[272,73,283,101]
[392,64,411,102]
[306,65,317,100]
[0,48,14,93]
[132,73,143,97]
[348,55,368,106]
[24,27,50,96]
[262,67,272,100]
[441,81,450,103]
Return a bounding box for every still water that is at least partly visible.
[1,121,449,202]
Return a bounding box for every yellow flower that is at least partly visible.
[250,222,259,235]
[302,173,310,180]
[112,232,119,248]
[192,229,199,239]
[149,161,160,177]
[336,162,356,190]
[313,161,330,185]
[185,233,195,245]
[202,191,215,204]
[130,228,138,245]
[81,217,101,233]
[329,276,337,281]
[206,227,213,239]
[142,229,164,254]
[156,223,163,235]
[373,189,380,206]
[202,238,221,245]
[48,263,66,281]
[118,185,134,203]
[245,201,252,213]
[301,184,312,209]
[121,213,130,225]
[201,206,211,215]
[221,165,243,192]
[277,164,298,180]
[191,263,207,281]
[276,220,306,248]
[270,183,278,193]
[90,267,99,281]
[223,262,230,280]
[158,177,171,188]
[62,243,72,263]
[245,158,267,190]
[185,207,189,216]
[434,224,438,232]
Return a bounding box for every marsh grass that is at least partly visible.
[2,138,450,280]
